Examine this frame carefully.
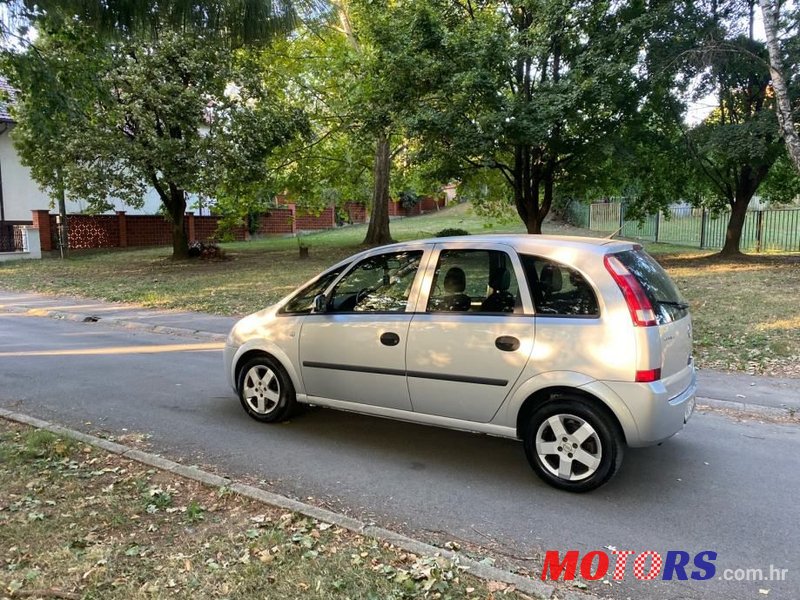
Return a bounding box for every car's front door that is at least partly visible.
[298,247,428,411]
[406,243,535,423]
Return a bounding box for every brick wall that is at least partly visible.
[295,206,336,230]
[420,196,446,212]
[344,202,367,224]
[255,207,296,234]
[387,196,445,217]
[65,214,120,249]
[30,202,366,252]
[192,215,246,242]
[31,210,54,252]
[388,200,422,217]
[124,216,175,247]
[32,211,243,251]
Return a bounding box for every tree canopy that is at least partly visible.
[3,0,798,259]
[4,23,308,257]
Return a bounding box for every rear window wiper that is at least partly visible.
[655,299,689,310]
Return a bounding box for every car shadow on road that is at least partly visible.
[208,398,703,503]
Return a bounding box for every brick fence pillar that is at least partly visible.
[117,211,128,247]
[31,210,53,251]
[185,212,195,241]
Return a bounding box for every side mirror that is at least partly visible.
[312,294,327,313]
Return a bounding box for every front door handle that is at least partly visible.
[380,332,400,347]
[495,335,520,352]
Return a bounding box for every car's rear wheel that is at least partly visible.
[237,356,296,423]
[523,397,623,492]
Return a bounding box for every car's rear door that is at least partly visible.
[298,246,430,411]
[406,242,535,423]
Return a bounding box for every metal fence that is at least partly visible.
[564,202,800,253]
[0,223,24,252]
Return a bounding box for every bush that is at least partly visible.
[399,190,421,210]
[188,241,226,260]
[435,228,471,237]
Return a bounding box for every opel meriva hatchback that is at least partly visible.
[224,235,695,492]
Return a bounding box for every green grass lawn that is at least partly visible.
[0,420,526,599]
[1,203,798,376]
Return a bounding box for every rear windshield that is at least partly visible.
[615,249,688,324]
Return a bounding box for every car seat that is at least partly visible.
[481,267,516,312]
[441,267,471,311]
[540,263,563,300]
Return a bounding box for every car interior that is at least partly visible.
[428,250,522,313]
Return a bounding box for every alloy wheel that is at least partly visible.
[535,414,603,481]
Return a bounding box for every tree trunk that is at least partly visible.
[512,167,545,233]
[515,186,544,233]
[719,164,770,257]
[720,200,747,257]
[759,0,800,174]
[524,210,544,234]
[363,134,394,246]
[167,183,189,259]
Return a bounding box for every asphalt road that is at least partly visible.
[1,313,798,600]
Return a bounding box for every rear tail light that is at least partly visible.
[603,255,657,327]
[635,368,662,383]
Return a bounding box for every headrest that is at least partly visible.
[490,268,511,291]
[540,264,563,293]
[444,267,466,293]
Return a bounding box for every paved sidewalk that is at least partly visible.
[1,289,798,415]
[0,290,235,340]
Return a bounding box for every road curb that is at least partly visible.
[0,407,566,600]
[696,397,797,420]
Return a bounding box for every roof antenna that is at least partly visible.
[606,226,623,239]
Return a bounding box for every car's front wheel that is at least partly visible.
[523,397,623,492]
[237,356,296,423]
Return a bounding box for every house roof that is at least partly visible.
[0,78,16,123]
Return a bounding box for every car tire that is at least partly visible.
[523,396,623,493]
[237,356,297,423]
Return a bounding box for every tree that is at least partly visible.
[680,1,787,256]
[758,0,800,174]
[608,0,793,256]
[1,24,108,255]
[361,0,660,234]
[338,0,396,246]
[5,25,307,257]
[262,3,425,247]
[14,0,296,45]
[255,22,377,230]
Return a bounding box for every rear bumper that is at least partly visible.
[603,369,697,448]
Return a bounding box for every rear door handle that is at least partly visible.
[380,332,400,347]
[495,336,520,352]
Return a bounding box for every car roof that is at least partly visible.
[375,234,635,255]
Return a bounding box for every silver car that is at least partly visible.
[224,235,696,492]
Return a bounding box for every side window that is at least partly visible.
[280,266,346,315]
[427,249,521,314]
[520,254,599,317]
[328,250,423,313]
